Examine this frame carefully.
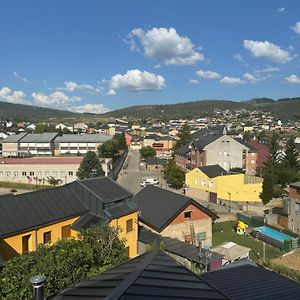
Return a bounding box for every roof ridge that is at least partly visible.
[105,250,159,300]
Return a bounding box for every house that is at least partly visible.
[248,139,269,170]
[132,185,218,247]
[145,156,165,172]
[211,242,250,266]
[185,165,263,203]
[1,132,27,157]
[202,259,300,300]
[73,122,88,132]
[174,144,190,172]
[138,226,223,272]
[51,250,230,299]
[142,134,175,154]
[0,177,138,262]
[54,134,113,156]
[288,182,300,234]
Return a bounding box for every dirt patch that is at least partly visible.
[272,249,300,270]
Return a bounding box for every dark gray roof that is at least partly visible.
[234,138,256,152]
[20,132,58,143]
[51,250,230,300]
[145,156,165,165]
[0,186,88,238]
[139,226,223,265]
[55,134,113,143]
[77,177,133,204]
[202,262,300,300]
[192,133,222,150]
[199,165,228,178]
[2,132,27,143]
[133,186,218,232]
[71,213,103,231]
[174,144,190,157]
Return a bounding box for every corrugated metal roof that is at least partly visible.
[139,226,223,265]
[50,250,230,299]
[2,132,27,143]
[20,132,58,143]
[0,186,88,238]
[55,134,113,143]
[202,262,300,300]
[71,213,103,231]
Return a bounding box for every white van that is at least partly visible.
[140,178,159,187]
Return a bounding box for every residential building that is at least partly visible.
[1,132,27,157]
[142,134,175,153]
[248,139,269,170]
[0,177,138,261]
[133,185,218,247]
[174,144,190,172]
[54,134,113,156]
[288,182,300,234]
[145,156,165,172]
[185,165,262,203]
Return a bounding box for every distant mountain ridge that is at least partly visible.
[1,97,300,122]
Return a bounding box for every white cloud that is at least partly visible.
[32,91,81,108]
[69,103,111,114]
[13,71,29,83]
[276,7,285,14]
[0,86,30,104]
[60,81,102,94]
[110,69,165,93]
[233,53,244,62]
[189,79,199,84]
[292,22,300,35]
[285,75,300,84]
[196,69,221,79]
[127,27,204,65]
[107,89,116,96]
[220,76,246,86]
[243,73,263,83]
[254,66,279,73]
[243,40,293,63]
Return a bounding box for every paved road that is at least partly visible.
[117,150,168,194]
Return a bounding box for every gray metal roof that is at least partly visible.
[133,186,218,232]
[20,132,58,143]
[139,226,223,265]
[199,165,228,178]
[55,134,113,143]
[203,262,300,300]
[2,132,27,143]
[50,250,230,299]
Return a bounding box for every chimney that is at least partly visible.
[30,275,46,300]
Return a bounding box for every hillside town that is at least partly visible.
[1,106,300,299]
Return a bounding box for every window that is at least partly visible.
[45,171,49,176]
[52,171,58,176]
[251,160,255,164]
[6,171,11,177]
[194,179,198,185]
[209,181,215,188]
[61,225,71,239]
[22,235,31,253]
[43,231,51,244]
[184,211,192,219]
[37,171,42,176]
[295,202,300,212]
[29,171,34,176]
[22,171,27,176]
[69,171,74,176]
[0,171,3,177]
[60,171,65,176]
[126,219,133,233]
[201,180,206,186]
[13,171,18,177]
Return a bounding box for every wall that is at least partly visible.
[0,216,79,261]
[205,136,246,170]
[2,142,18,157]
[110,211,138,258]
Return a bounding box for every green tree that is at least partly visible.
[283,137,300,172]
[163,160,185,188]
[47,176,62,186]
[175,123,192,149]
[260,172,274,205]
[98,140,118,159]
[114,132,127,150]
[139,146,156,160]
[0,222,127,300]
[76,151,104,179]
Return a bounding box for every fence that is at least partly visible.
[108,149,128,180]
[237,212,264,227]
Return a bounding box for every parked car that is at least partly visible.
[140,178,159,187]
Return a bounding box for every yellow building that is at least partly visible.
[0,177,138,264]
[185,165,262,202]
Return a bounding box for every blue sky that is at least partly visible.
[0,0,300,113]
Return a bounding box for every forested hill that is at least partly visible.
[1,97,300,122]
[101,97,300,120]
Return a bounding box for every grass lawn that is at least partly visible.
[0,181,52,191]
[212,221,283,261]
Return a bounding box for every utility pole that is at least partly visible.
[228,192,231,212]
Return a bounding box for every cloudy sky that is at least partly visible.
[0,0,300,113]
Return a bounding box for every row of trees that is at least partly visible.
[260,135,300,204]
[0,223,127,300]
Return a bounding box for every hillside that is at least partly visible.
[0,101,98,122]
[102,97,300,120]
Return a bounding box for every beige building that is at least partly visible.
[0,157,113,184]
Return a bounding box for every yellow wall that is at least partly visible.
[186,168,262,202]
[0,216,79,261]
[110,211,138,258]
[1,212,138,262]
